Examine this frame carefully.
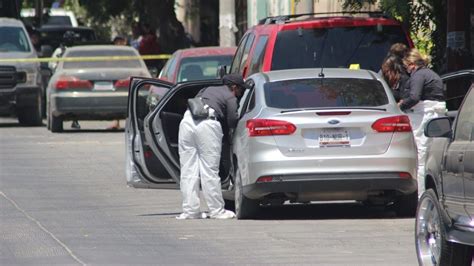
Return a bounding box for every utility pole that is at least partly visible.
[219,0,236,47]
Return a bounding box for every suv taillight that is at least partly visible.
[246,119,296,137]
[371,115,412,132]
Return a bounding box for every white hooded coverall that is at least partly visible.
[178,110,225,217]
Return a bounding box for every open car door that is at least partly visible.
[126,77,177,189]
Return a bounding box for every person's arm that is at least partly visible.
[225,97,239,130]
[399,72,424,110]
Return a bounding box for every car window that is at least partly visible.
[238,33,255,75]
[454,88,474,141]
[264,78,388,109]
[63,49,143,69]
[177,55,233,82]
[159,53,177,80]
[271,26,409,72]
[0,27,31,52]
[230,34,249,74]
[248,35,269,76]
[44,16,72,26]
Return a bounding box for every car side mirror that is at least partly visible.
[425,117,452,138]
[40,45,53,58]
[217,65,228,79]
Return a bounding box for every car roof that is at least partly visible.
[178,46,236,58]
[0,18,25,27]
[257,68,379,83]
[65,45,138,52]
[37,25,94,31]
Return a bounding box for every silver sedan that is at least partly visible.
[126,68,418,219]
[47,45,151,132]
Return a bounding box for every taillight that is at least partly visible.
[55,76,93,89]
[371,115,412,132]
[398,172,412,179]
[256,176,273,183]
[114,78,131,89]
[246,119,296,137]
[316,111,351,116]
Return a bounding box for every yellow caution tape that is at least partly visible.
[0,54,172,63]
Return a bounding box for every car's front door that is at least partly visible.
[443,87,473,219]
[457,87,474,218]
[125,77,177,189]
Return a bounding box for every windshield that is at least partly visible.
[264,78,388,109]
[0,27,31,52]
[63,49,143,69]
[177,55,233,82]
[271,25,409,72]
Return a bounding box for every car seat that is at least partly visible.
[180,64,204,81]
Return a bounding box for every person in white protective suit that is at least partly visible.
[398,49,446,197]
[176,74,246,219]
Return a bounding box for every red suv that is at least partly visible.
[230,12,414,78]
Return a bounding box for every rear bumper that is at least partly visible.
[51,91,128,119]
[243,173,417,200]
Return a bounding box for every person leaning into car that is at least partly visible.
[176,74,246,220]
[398,48,446,197]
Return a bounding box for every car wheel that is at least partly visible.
[50,114,63,133]
[18,93,43,126]
[415,189,472,266]
[234,168,259,219]
[394,191,418,217]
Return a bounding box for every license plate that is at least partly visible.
[94,81,114,91]
[319,129,350,147]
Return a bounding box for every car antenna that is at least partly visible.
[318,29,329,78]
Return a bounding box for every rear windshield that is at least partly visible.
[0,27,31,52]
[44,16,73,26]
[177,55,233,82]
[63,49,142,69]
[272,25,409,72]
[264,78,388,109]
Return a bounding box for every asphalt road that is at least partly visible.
[0,117,418,265]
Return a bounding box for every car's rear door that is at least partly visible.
[126,77,177,188]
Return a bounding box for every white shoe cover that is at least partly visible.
[210,210,235,219]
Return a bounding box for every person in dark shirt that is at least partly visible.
[399,48,446,197]
[176,74,246,220]
[381,43,410,101]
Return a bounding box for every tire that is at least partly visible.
[17,93,42,126]
[234,168,259,219]
[415,189,473,266]
[394,191,418,217]
[50,115,63,133]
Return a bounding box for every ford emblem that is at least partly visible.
[328,119,340,125]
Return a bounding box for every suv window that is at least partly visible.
[238,33,255,75]
[271,26,409,72]
[264,78,388,109]
[454,88,474,141]
[0,27,31,52]
[248,35,268,76]
[230,34,249,74]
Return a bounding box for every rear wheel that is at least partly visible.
[50,115,63,133]
[234,168,259,219]
[393,191,418,217]
[17,93,42,126]
[415,189,472,266]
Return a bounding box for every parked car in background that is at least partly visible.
[126,68,418,219]
[21,8,79,27]
[415,70,474,266]
[147,46,236,110]
[47,45,150,132]
[37,26,97,53]
[0,18,43,126]
[229,12,414,78]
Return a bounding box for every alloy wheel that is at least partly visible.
[416,191,442,265]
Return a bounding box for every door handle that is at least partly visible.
[458,153,464,162]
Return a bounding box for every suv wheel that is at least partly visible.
[234,168,259,219]
[18,93,42,126]
[393,191,418,217]
[415,189,473,265]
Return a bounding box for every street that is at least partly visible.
[1,117,417,265]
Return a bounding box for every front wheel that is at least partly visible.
[415,189,472,266]
[234,168,259,219]
[50,114,63,133]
